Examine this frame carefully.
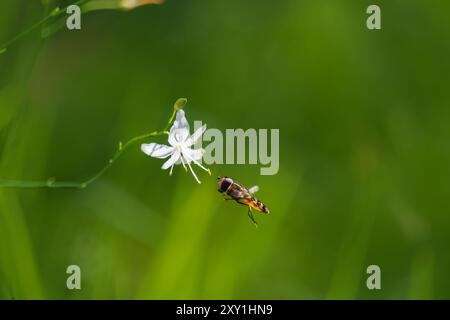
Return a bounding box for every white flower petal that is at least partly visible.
[186,148,204,161]
[171,110,189,132]
[161,151,181,170]
[186,124,206,146]
[168,110,190,146]
[141,143,174,159]
[168,128,190,146]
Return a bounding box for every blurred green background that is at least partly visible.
[1,0,450,299]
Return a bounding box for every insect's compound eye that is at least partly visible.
[219,179,232,192]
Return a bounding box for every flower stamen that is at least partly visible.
[185,157,201,184]
[182,148,210,173]
[179,154,188,172]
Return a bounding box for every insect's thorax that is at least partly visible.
[226,182,245,195]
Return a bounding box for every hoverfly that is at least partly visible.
[217,176,270,226]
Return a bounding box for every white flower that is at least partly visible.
[141,110,210,183]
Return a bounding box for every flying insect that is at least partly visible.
[217,176,270,226]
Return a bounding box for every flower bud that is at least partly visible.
[85,0,163,12]
[120,0,164,10]
[173,98,187,111]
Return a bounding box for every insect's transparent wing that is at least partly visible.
[248,186,259,194]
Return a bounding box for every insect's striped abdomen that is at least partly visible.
[253,197,270,214]
[239,196,270,214]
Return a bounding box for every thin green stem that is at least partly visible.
[0,0,90,54]
[0,106,180,189]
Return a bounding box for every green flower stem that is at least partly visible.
[0,131,164,189]
[0,101,185,189]
[0,0,90,54]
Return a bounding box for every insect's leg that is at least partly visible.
[223,195,234,200]
[247,207,258,227]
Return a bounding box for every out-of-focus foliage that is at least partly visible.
[0,0,449,299]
